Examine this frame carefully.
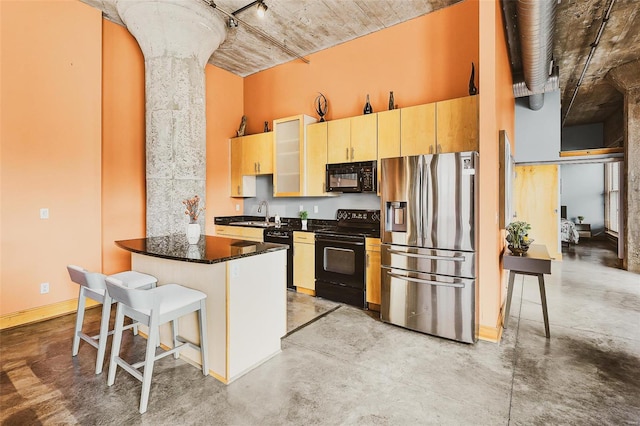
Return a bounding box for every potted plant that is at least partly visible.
[299,210,308,230]
[183,195,205,244]
[577,215,584,224]
[506,221,533,256]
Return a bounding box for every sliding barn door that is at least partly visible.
[514,165,561,259]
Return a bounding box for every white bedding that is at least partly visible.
[561,219,580,244]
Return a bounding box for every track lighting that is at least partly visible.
[256,1,267,18]
[227,17,238,28]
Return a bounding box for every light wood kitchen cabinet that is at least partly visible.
[239,132,273,175]
[293,231,315,295]
[377,109,401,194]
[436,95,478,152]
[350,114,377,162]
[215,225,264,242]
[230,138,256,197]
[327,117,351,164]
[365,238,381,308]
[273,114,317,197]
[305,122,334,196]
[327,115,377,163]
[400,103,436,156]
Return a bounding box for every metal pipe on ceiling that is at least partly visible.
[516,0,557,110]
[562,0,616,127]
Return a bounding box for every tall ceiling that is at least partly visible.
[83,0,640,128]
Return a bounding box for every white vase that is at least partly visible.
[301,219,308,230]
[186,223,201,244]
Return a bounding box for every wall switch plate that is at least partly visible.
[235,204,240,211]
[314,205,319,213]
[40,208,49,219]
[40,282,49,294]
[299,205,304,212]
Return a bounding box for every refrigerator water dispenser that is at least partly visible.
[385,201,407,232]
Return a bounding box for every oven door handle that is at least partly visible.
[387,249,465,262]
[315,237,365,246]
[386,271,465,288]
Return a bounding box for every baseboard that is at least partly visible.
[0,298,99,330]
[296,287,315,296]
[478,308,505,343]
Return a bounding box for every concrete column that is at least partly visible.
[607,59,640,273]
[116,0,226,237]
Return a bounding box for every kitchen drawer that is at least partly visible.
[294,231,315,243]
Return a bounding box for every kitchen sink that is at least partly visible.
[229,221,278,228]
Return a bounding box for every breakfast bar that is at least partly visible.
[115,235,288,384]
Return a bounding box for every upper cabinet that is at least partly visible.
[230,137,256,197]
[229,132,272,198]
[240,132,273,175]
[400,103,436,156]
[327,115,377,163]
[273,114,317,197]
[377,109,401,194]
[436,95,478,152]
[305,122,335,197]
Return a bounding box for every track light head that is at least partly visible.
[256,1,267,18]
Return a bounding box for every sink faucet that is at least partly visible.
[257,200,270,223]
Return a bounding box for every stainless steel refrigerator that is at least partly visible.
[380,152,478,343]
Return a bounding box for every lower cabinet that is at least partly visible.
[365,238,381,309]
[215,225,264,242]
[293,231,315,295]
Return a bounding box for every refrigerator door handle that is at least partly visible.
[387,249,465,262]
[386,271,465,288]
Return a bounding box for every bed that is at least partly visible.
[561,219,580,244]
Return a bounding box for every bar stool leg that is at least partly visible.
[139,320,158,414]
[72,288,87,357]
[198,302,209,375]
[171,319,179,359]
[95,294,112,374]
[503,271,517,329]
[107,304,125,387]
[538,274,550,338]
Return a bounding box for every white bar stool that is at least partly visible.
[105,277,209,414]
[67,265,157,374]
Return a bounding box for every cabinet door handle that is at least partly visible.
[366,253,370,268]
[437,144,442,153]
[258,162,261,173]
[429,145,433,154]
[351,147,354,161]
[346,147,349,160]
[237,185,240,194]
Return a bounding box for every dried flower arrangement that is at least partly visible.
[183,195,204,224]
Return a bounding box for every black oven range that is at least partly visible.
[315,209,380,308]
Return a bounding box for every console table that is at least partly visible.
[503,244,552,338]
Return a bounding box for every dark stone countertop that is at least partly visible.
[214,215,337,232]
[115,235,288,265]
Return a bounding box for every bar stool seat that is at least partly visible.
[105,277,209,414]
[67,265,157,374]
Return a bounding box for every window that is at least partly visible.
[605,162,620,234]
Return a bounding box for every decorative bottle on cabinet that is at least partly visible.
[388,91,395,110]
[363,94,373,114]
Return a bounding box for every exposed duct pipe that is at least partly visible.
[516,0,557,110]
[513,66,559,97]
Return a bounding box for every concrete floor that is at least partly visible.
[1,239,639,425]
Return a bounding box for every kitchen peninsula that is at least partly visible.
[115,235,288,384]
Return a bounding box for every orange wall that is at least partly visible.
[0,1,102,314]
[101,21,146,275]
[477,0,515,333]
[205,66,245,234]
[243,1,479,134]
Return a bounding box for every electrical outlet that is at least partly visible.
[314,205,319,213]
[40,282,49,294]
[299,205,304,212]
[235,204,240,212]
[40,208,49,219]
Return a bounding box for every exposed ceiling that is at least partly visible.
[83,0,640,128]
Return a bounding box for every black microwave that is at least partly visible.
[326,161,377,193]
